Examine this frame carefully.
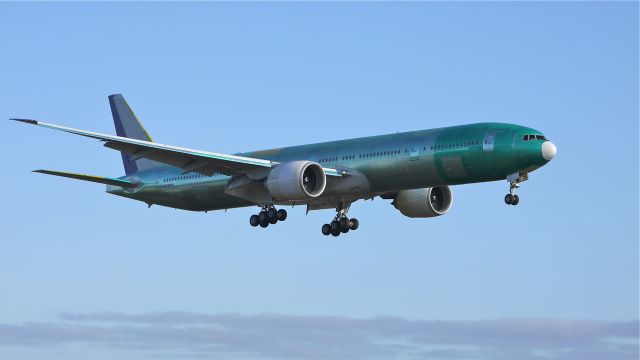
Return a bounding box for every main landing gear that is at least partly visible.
[249,205,287,228]
[321,205,359,237]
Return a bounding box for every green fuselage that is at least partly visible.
[110,122,553,211]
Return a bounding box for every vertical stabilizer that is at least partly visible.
[108,94,160,175]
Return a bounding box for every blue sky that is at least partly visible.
[0,2,638,360]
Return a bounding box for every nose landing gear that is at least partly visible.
[321,204,359,236]
[250,204,287,228]
[504,172,527,206]
[504,180,520,205]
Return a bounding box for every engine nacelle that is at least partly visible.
[265,161,327,201]
[393,186,453,218]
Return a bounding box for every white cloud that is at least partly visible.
[0,312,637,360]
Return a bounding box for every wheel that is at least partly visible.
[331,228,341,237]
[341,226,349,234]
[277,209,288,221]
[321,224,331,236]
[504,194,514,205]
[330,220,340,232]
[258,211,268,223]
[512,194,520,205]
[339,217,349,230]
[259,219,269,228]
[349,218,359,230]
[249,214,260,227]
[267,208,278,224]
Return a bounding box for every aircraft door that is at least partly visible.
[483,132,496,152]
[410,144,420,161]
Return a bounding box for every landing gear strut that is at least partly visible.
[250,204,287,228]
[321,203,359,236]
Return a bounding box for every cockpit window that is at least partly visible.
[523,134,547,141]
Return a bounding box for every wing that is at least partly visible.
[11,119,346,178]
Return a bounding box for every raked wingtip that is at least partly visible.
[10,118,39,125]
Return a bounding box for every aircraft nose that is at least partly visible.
[541,141,557,161]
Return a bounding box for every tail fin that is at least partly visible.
[108,94,160,175]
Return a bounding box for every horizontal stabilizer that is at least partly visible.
[33,169,137,188]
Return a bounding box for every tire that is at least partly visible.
[349,218,359,231]
[330,220,340,232]
[331,228,341,237]
[249,214,260,227]
[339,217,349,230]
[277,209,288,221]
[259,219,269,228]
[512,195,520,205]
[258,211,268,223]
[504,194,513,205]
[341,226,349,234]
[267,208,278,224]
[321,224,331,236]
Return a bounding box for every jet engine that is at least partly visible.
[265,161,327,200]
[392,186,453,218]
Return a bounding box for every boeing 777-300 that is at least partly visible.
[12,94,557,236]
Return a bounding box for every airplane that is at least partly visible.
[12,94,557,236]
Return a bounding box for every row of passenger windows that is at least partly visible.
[431,140,480,150]
[319,141,481,163]
[320,149,404,163]
[523,134,546,141]
[360,149,403,159]
[163,172,222,183]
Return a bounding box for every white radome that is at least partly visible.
[541,141,557,161]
